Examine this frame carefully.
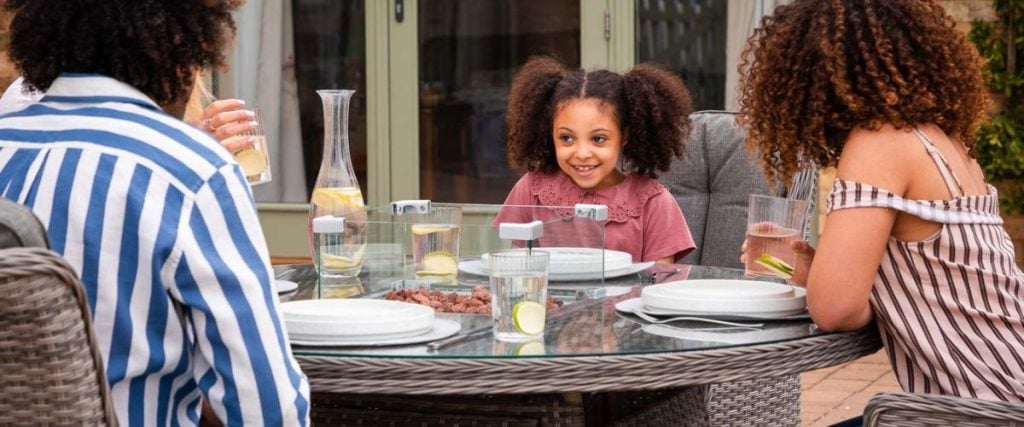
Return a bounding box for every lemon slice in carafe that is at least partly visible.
[311,187,364,213]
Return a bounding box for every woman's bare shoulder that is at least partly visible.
[836,125,923,193]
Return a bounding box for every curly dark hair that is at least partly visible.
[505,56,693,179]
[738,0,990,185]
[4,0,241,108]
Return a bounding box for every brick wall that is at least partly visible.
[940,0,998,30]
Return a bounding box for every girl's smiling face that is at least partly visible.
[552,98,626,191]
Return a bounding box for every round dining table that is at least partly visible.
[275,263,881,426]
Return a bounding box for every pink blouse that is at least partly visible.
[493,171,695,263]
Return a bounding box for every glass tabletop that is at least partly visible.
[275,263,821,359]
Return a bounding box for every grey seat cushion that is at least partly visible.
[0,198,49,249]
[660,111,776,268]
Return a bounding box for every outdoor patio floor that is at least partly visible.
[800,350,899,426]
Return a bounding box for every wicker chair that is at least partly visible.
[864,392,1024,427]
[0,246,118,426]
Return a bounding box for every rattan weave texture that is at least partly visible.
[0,247,117,426]
[707,375,800,426]
[864,392,1024,427]
[311,392,584,426]
[297,327,879,396]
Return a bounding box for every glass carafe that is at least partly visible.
[308,89,367,278]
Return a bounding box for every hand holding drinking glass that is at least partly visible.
[192,100,272,185]
[741,237,815,286]
[742,194,809,281]
[192,98,257,149]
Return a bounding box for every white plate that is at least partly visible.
[614,298,809,320]
[288,319,461,347]
[481,247,634,275]
[282,299,434,339]
[285,318,434,340]
[275,279,299,294]
[647,279,795,300]
[458,260,655,282]
[642,280,806,314]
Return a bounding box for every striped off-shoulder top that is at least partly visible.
[826,128,1024,401]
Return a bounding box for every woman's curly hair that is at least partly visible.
[4,0,240,108]
[506,57,693,179]
[737,0,990,185]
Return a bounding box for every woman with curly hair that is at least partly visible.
[739,0,1024,406]
[494,57,695,264]
[0,0,309,425]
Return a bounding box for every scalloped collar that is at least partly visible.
[528,171,667,223]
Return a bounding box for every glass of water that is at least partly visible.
[489,250,549,342]
[410,206,462,284]
[745,194,809,279]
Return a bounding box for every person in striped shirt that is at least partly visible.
[0,0,310,425]
[738,0,1024,409]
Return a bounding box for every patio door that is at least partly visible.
[389,0,626,205]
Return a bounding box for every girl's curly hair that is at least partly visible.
[737,0,990,185]
[4,0,240,108]
[506,57,693,179]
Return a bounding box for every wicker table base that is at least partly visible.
[301,329,879,426]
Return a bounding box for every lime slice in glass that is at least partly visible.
[512,301,546,335]
[755,253,794,279]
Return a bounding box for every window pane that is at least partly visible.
[292,0,368,196]
[635,0,727,111]
[418,0,580,203]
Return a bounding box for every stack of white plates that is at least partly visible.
[282,299,459,346]
[638,279,807,318]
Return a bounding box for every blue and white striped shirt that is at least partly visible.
[0,75,309,426]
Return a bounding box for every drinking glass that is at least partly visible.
[490,250,549,342]
[410,206,462,284]
[745,194,809,279]
[232,107,272,186]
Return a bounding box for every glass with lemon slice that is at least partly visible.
[230,107,272,185]
[409,206,462,284]
[489,250,549,342]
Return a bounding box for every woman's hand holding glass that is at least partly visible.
[192,98,257,151]
[190,99,272,185]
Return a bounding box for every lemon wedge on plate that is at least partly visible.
[311,187,364,213]
[512,301,546,335]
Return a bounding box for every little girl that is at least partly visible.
[494,57,695,264]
